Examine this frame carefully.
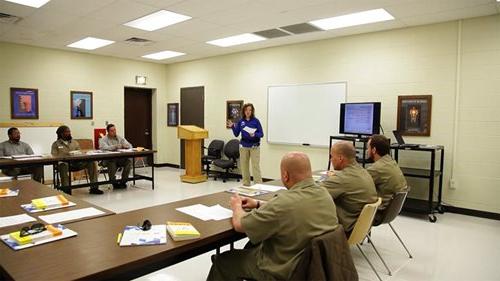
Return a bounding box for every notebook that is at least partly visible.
[166,221,200,241]
[118,224,167,246]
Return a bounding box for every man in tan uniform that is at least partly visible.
[321,141,377,233]
[207,152,338,281]
[51,125,102,195]
[367,135,407,219]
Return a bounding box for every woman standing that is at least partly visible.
[227,103,263,186]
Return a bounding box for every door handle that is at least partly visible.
[145,131,150,135]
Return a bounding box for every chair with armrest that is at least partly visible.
[212,139,240,183]
[202,139,224,177]
[347,198,389,281]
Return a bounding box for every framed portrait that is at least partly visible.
[397,95,432,136]
[167,103,179,126]
[226,100,244,128]
[10,88,39,119]
[71,91,93,119]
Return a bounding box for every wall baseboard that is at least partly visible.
[154,163,180,168]
[443,205,500,221]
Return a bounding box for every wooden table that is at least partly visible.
[0,191,245,281]
[0,150,156,194]
[0,180,114,234]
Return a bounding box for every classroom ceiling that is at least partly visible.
[0,0,499,64]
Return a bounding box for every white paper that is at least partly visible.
[243,126,257,134]
[119,225,167,246]
[247,183,286,192]
[38,207,105,224]
[0,189,19,197]
[118,149,134,152]
[1,224,77,250]
[11,154,43,159]
[0,214,36,228]
[0,176,14,182]
[21,201,76,213]
[207,204,233,221]
[176,204,233,221]
[176,204,213,221]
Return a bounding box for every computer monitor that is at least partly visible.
[339,102,381,136]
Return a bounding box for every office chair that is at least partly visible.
[213,139,240,183]
[202,139,224,177]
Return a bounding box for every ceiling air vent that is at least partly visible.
[279,23,321,34]
[253,28,291,39]
[0,12,21,24]
[124,37,154,46]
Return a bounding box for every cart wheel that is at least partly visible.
[436,205,445,214]
[428,215,437,223]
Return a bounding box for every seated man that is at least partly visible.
[207,152,339,281]
[51,125,102,195]
[99,124,132,189]
[0,127,43,182]
[367,135,407,221]
[321,141,377,233]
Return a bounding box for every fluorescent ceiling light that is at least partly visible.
[309,8,394,30]
[67,37,115,50]
[207,33,266,47]
[142,50,185,60]
[124,10,191,31]
[4,0,50,8]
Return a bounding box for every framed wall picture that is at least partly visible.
[167,103,179,126]
[71,91,93,119]
[226,100,244,128]
[10,88,39,119]
[397,95,432,136]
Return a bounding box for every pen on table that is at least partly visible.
[116,233,122,244]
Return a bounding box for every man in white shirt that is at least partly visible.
[99,124,132,189]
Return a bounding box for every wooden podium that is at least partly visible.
[178,125,208,183]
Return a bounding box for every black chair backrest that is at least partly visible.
[207,140,224,158]
[379,191,408,225]
[224,139,240,160]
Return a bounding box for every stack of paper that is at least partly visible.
[38,207,105,224]
[0,188,19,198]
[11,154,43,159]
[22,195,76,213]
[176,204,232,221]
[247,184,286,192]
[226,186,270,197]
[0,214,36,228]
[119,224,167,246]
[1,224,77,250]
[242,126,257,134]
[166,221,200,241]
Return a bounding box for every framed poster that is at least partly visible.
[167,103,179,126]
[10,88,39,119]
[71,91,93,119]
[226,100,243,128]
[397,95,432,136]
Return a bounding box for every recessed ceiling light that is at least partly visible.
[4,0,51,8]
[206,33,266,47]
[67,37,115,50]
[124,10,191,31]
[142,50,185,60]
[309,8,394,30]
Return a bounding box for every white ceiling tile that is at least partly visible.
[86,0,159,24]
[167,0,250,18]
[41,0,116,17]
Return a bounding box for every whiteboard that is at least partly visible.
[267,82,346,147]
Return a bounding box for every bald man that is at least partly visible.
[207,152,338,281]
[320,141,377,233]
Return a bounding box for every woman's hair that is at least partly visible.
[241,103,255,119]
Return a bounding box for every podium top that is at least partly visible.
[178,125,208,140]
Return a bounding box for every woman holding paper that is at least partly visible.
[227,103,263,186]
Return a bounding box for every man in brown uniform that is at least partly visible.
[51,125,102,195]
[207,152,339,281]
[367,135,407,221]
[321,141,377,233]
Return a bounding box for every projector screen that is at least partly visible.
[267,82,346,147]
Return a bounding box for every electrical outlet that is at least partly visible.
[449,178,458,189]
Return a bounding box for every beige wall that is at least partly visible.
[162,15,500,213]
[1,14,498,213]
[0,43,168,163]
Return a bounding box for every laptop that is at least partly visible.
[392,130,420,148]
